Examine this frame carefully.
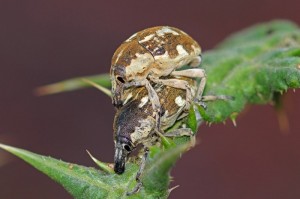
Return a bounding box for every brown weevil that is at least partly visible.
[113,77,198,194]
[111,77,232,194]
[110,26,206,129]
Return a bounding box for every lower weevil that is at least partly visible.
[113,77,198,194]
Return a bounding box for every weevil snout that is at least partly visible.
[114,136,134,174]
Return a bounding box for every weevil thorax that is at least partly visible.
[110,26,201,107]
[113,77,197,174]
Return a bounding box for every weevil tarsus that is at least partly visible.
[136,148,149,181]
[126,182,142,196]
[194,94,234,109]
[126,148,149,196]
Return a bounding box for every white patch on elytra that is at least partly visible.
[123,92,133,105]
[140,34,155,43]
[115,49,124,63]
[156,27,179,37]
[176,45,189,57]
[153,37,160,42]
[175,96,185,107]
[126,53,154,78]
[130,119,154,144]
[138,96,149,108]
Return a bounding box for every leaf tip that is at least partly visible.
[231,118,237,127]
[168,185,180,194]
[0,143,16,153]
[86,150,114,174]
[81,78,112,97]
[34,85,58,96]
[230,112,238,127]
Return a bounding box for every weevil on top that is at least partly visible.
[110,26,206,128]
[108,26,232,195]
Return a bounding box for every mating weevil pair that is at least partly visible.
[110,26,206,128]
[110,26,214,194]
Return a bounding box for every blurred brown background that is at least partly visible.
[0,0,300,198]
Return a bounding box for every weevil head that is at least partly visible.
[114,132,134,174]
[112,93,154,174]
[112,99,141,175]
[110,64,126,108]
[110,31,155,108]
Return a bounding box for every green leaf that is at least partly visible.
[4,20,300,198]
[0,142,189,199]
[34,74,111,96]
[142,143,192,197]
[217,20,298,49]
[202,20,300,122]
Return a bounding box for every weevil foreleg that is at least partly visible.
[201,95,234,101]
[164,128,196,146]
[171,69,233,103]
[188,55,202,67]
[126,148,149,196]
[150,77,193,108]
[144,81,162,130]
[164,128,193,137]
[124,79,162,130]
[170,68,207,100]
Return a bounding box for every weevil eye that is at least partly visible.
[116,76,125,83]
[123,144,131,152]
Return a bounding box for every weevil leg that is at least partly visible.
[164,128,193,137]
[149,77,193,107]
[144,81,162,130]
[126,182,142,196]
[124,79,162,130]
[126,148,149,196]
[201,95,234,101]
[164,128,196,146]
[135,148,149,181]
[170,68,205,79]
[170,68,207,100]
[194,95,233,107]
[188,55,202,67]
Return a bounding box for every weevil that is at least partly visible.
[113,77,198,194]
[110,26,206,129]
